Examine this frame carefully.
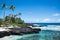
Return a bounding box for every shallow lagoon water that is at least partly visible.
[0,30,60,40]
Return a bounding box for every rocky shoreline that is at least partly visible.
[0,27,41,38]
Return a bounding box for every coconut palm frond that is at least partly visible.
[10,5,15,11]
[2,3,7,8]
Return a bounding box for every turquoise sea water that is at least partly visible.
[0,23,60,40]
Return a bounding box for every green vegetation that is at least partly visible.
[0,4,25,27]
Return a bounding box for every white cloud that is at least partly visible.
[30,19,40,23]
[35,20,40,22]
[25,19,40,23]
[29,18,52,23]
[41,18,51,22]
[58,19,60,22]
[53,13,60,16]
[25,18,60,23]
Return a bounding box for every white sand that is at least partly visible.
[0,27,6,31]
[0,27,10,31]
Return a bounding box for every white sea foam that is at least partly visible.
[0,34,37,40]
[30,25,60,31]
[0,35,23,40]
[41,27,60,31]
[40,26,60,31]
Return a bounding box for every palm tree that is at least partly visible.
[10,5,15,17]
[14,13,21,18]
[13,13,21,23]
[0,18,3,26]
[10,5,15,23]
[2,3,7,20]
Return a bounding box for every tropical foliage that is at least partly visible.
[0,4,25,27]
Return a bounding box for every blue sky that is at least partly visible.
[0,0,60,23]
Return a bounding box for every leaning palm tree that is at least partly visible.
[2,3,7,21]
[14,13,21,18]
[13,13,21,23]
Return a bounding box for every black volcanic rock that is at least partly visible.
[25,23,36,27]
[0,27,41,38]
[0,31,11,38]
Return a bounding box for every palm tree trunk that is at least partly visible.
[10,10,14,23]
[3,10,5,21]
[3,10,5,26]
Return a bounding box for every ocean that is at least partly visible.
[0,23,60,40]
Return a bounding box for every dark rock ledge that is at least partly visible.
[0,27,41,38]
